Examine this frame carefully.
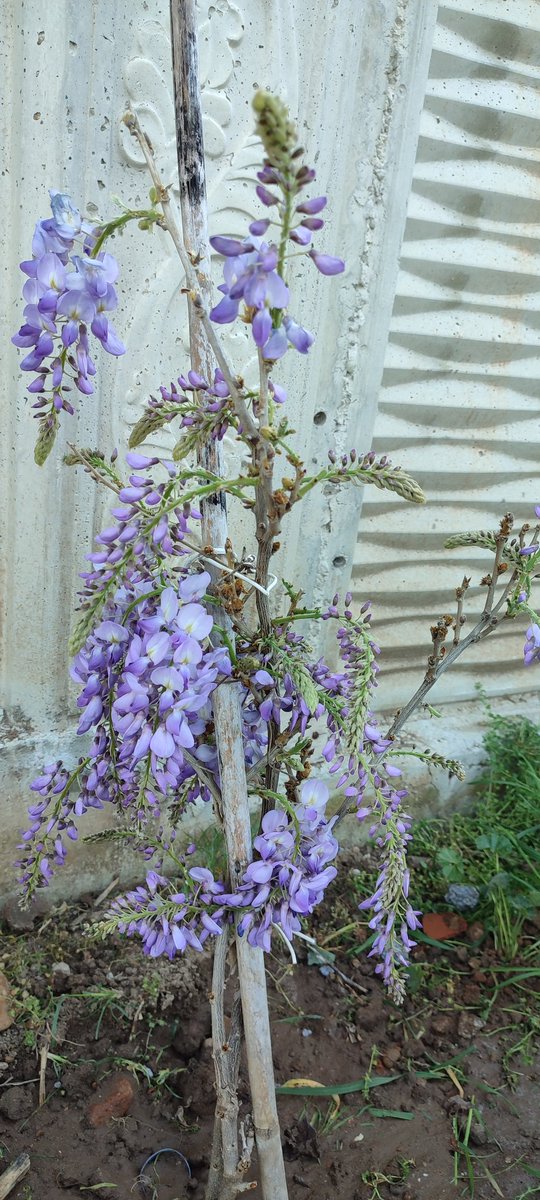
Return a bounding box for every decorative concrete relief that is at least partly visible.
[0,0,438,898]
[352,0,540,708]
[114,4,297,460]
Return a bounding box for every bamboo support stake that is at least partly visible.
[169,4,289,1197]
[0,1155,30,1200]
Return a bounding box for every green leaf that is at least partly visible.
[475,832,513,855]
[276,1074,400,1097]
[368,1108,414,1120]
[486,871,511,892]
[436,847,465,883]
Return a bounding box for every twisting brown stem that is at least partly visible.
[333,545,521,827]
[453,576,469,647]
[385,566,519,744]
[483,519,510,615]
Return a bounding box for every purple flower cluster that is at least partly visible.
[209,237,314,361]
[209,160,344,362]
[524,623,540,666]
[103,781,338,959]
[17,558,230,894]
[238,598,418,998]
[106,866,231,959]
[254,166,344,275]
[12,191,124,432]
[77,451,201,613]
[17,453,236,895]
[18,759,84,891]
[235,779,338,950]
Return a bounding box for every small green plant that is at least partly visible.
[363,1044,380,1100]
[11,992,50,1048]
[410,710,540,959]
[452,1102,478,1197]
[361,1158,414,1200]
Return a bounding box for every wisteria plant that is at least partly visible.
[12,12,540,1199]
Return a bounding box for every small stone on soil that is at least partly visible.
[2,895,48,932]
[457,1011,484,1040]
[87,1072,136,1127]
[0,1085,35,1121]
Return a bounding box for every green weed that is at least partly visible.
[410,710,540,960]
[361,1158,414,1199]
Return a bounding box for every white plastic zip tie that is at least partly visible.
[183,541,278,596]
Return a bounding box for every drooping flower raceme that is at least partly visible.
[99,780,339,960]
[16,452,233,897]
[209,236,315,361]
[235,779,338,951]
[104,866,232,959]
[12,190,125,461]
[209,104,344,363]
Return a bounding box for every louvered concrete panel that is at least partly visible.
[352,0,540,712]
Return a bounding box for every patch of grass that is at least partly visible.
[410,709,540,959]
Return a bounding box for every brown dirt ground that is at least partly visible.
[0,861,538,1200]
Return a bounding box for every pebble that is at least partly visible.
[2,895,49,931]
[52,962,72,993]
[457,1011,484,1040]
[87,1073,136,1127]
[0,1085,35,1121]
[430,1014,454,1037]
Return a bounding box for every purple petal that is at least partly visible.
[296,196,327,215]
[262,327,288,361]
[256,185,279,207]
[249,219,271,236]
[269,380,287,404]
[150,727,175,758]
[210,236,252,257]
[309,249,345,276]
[289,226,312,246]
[209,295,239,324]
[264,271,289,309]
[284,317,314,354]
[252,308,273,347]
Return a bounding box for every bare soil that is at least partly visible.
[0,862,538,1200]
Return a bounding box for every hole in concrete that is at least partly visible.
[313,410,327,425]
[332,555,346,568]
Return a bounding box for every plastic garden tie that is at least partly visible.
[187,544,279,596]
[137,1148,191,1197]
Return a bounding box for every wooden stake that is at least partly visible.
[169,5,288,1197]
[0,1154,31,1200]
[38,1036,50,1106]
